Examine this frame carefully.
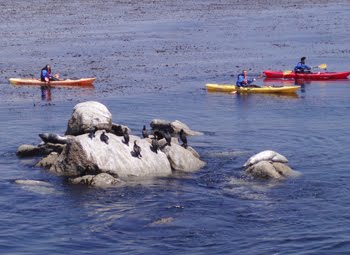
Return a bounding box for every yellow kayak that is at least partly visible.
[205,83,300,94]
[9,77,96,87]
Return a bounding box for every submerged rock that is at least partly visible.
[14,179,57,195]
[15,179,53,186]
[69,173,124,188]
[150,217,174,226]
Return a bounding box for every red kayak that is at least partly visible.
[263,70,350,80]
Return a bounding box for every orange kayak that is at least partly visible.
[9,77,96,87]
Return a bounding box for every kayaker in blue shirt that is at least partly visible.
[294,57,311,73]
[236,70,256,87]
[40,64,60,82]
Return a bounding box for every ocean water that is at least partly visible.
[1,0,350,254]
[1,79,350,254]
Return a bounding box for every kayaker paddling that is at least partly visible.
[294,57,312,73]
[40,64,60,82]
[236,70,257,88]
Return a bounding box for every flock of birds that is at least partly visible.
[87,125,188,159]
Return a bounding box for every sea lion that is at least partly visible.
[39,133,68,144]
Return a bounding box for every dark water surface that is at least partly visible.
[1,1,350,254]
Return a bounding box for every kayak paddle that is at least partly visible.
[312,63,327,70]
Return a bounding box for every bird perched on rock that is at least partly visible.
[100,131,109,144]
[133,140,142,158]
[179,129,188,148]
[151,134,159,153]
[123,128,129,146]
[164,131,171,146]
[142,125,149,138]
[88,126,97,139]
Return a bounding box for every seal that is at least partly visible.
[39,133,68,144]
[243,150,288,167]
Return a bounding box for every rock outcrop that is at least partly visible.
[244,150,300,180]
[69,173,124,188]
[150,119,203,136]
[17,101,206,187]
[65,101,112,136]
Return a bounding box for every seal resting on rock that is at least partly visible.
[39,133,68,144]
[243,150,288,167]
[243,150,300,180]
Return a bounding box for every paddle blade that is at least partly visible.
[318,63,327,69]
[283,70,293,75]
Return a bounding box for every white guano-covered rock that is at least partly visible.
[65,101,112,135]
[170,120,203,136]
[161,143,206,172]
[51,131,172,179]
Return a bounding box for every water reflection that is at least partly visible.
[206,90,299,99]
[41,86,51,101]
[263,78,311,93]
[38,85,95,102]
